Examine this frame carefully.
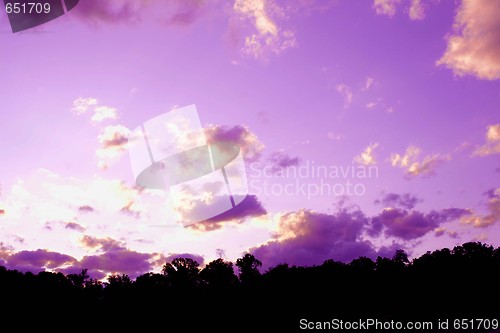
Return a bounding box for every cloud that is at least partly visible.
[436,0,500,80]
[233,0,297,59]
[72,0,210,27]
[251,209,380,269]
[409,0,425,20]
[96,125,131,169]
[78,205,95,213]
[335,84,353,107]
[363,77,375,90]
[205,124,264,162]
[472,124,500,157]
[81,235,124,252]
[188,195,267,231]
[78,248,154,278]
[461,188,500,227]
[390,145,450,178]
[434,227,459,238]
[327,132,342,141]
[370,207,470,240]
[71,97,118,123]
[267,151,300,172]
[375,192,421,210]
[354,143,379,166]
[373,0,401,17]
[91,106,118,122]
[4,249,77,272]
[164,253,204,266]
[65,222,86,232]
[71,97,98,115]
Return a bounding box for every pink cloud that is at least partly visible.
[437,0,500,80]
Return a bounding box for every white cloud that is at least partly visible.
[391,145,450,178]
[91,106,118,122]
[71,97,98,115]
[472,124,500,157]
[96,125,131,169]
[373,0,401,17]
[437,0,500,80]
[354,143,379,166]
[71,97,118,123]
[233,0,297,59]
[461,189,500,228]
[409,0,425,20]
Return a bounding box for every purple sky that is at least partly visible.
[0,0,499,277]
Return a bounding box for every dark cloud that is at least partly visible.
[78,205,95,213]
[188,195,267,231]
[375,192,421,210]
[79,249,153,278]
[4,249,76,272]
[251,209,379,270]
[65,222,86,232]
[370,208,470,240]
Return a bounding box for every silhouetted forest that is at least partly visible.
[2,242,499,331]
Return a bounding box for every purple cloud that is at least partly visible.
[268,151,300,172]
[375,192,421,210]
[72,0,209,26]
[78,205,95,213]
[371,208,470,240]
[188,195,267,231]
[164,253,204,266]
[79,249,153,278]
[4,249,76,272]
[65,222,86,232]
[250,209,379,270]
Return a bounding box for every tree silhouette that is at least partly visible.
[235,253,262,285]
[162,257,200,289]
[200,258,238,288]
[0,242,499,331]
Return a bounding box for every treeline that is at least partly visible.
[1,242,499,331]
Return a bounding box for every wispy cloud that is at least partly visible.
[461,188,500,227]
[390,145,450,178]
[233,0,297,59]
[336,84,353,107]
[373,0,401,17]
[472,124,500,157]
[409,0,425,20]
[71,97,118,123]
[354,143,379,166]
